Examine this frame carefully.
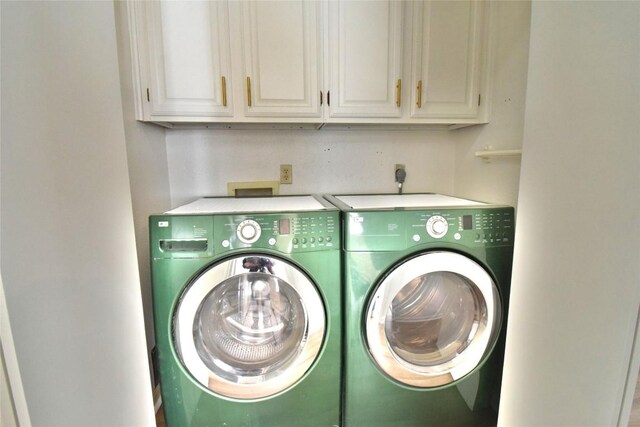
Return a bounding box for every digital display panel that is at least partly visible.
[279,218,290,235]
[463,215,473,230]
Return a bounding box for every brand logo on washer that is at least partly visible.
[158,221,169,228]
[351,216,364,223]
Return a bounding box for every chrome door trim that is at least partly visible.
[174,254,326,399]
[366,251,501,388]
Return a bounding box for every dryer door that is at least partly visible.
[366,251,501,388]
[174,255,325,399]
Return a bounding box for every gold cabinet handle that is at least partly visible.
[416,80,422,108]
[246,76,252,107]
[221,76,227,107]
[396,79,402,107]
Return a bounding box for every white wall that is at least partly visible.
[453,1,531,207]
[166,129,456,206]
[500,1,640,425]
[1,1,155,425]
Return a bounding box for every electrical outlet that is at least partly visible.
[280,164,293,184]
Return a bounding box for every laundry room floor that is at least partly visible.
[156,406,165,427]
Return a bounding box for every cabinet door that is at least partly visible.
[144,1,232,118]
[328,1,404,118]
[241,1,322,117]
[411,1,485,119]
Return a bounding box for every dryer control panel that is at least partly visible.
[343,207,514,252]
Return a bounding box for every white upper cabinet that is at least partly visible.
[240,1,322,117]
[410,0,488,121]
[327,1,404,118]
[140,1,232,120]
[127,0,494,126]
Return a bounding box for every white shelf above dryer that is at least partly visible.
[475,146,522,162]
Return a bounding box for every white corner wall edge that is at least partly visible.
[0,5,27,425]
[1,1,155,425]
[619,307,640,425]
[499,2,640,426]
[0,275,31,427]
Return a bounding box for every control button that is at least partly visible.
[292,238,299,245]
[268,238,276,246]
[475,233,481,240]
[243,227,256,239]
[318,237,324,243]
[454,233,461,241]
[426,215,448,239]
[433,221,446,234]
[412,234,421,242]
[222,240,230,248]
[301,238,307,244]
[236,219,261,244]
[326,236,332,242]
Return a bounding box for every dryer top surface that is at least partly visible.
[166,195,330,214]
[333,194,486,210]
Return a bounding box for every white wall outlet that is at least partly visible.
[280,164,293,184]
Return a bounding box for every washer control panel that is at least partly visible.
[218,212,339,253]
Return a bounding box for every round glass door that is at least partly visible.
[366,251,501,388]
[174,255,325,399]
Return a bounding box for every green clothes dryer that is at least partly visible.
[150,196,341,427]
[325,194,514,427]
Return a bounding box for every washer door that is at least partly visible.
[174,255,325,399]
[366,251,501,388]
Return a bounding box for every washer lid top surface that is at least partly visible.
[333,194,486,210]
[166,195,330,214]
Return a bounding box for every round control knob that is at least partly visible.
[426,215,448,239]
[236,220,261,244]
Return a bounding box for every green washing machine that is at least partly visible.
[150,196,341,426]
[325,194,514,427]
